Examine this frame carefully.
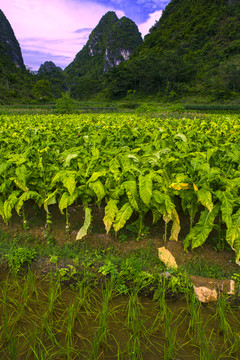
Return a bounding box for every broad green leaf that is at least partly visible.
[59,192,70,214]
[152,209,162,224]
[64,153,78,167]
[164,196,175,215]
[58,191,78,214]
[207,147,218,162]
[91,148,99,159]
[13,179,29,192]
[44,190,58,213]
[184,206,218,250]
[139,173,152,207]
[113,202,133,232]
[103,198,118,233]
[127,154,139,162]
[152,190,165,204]
[226,208,240,261]
[123,180,139,211]
[15,191,42,215]
[197,188,213,212]
[13,165,29,191]
[215,190,233,229]
[62,175,76,196]
[175,133,187,142]
[0,163,9,176]
[4,191,21,222]
[76,207,92,240]
[87,171,105,183]
[16,165,28,187]
[52,171,76,195]
[234,237,240,263]
[89,180,105,202]
[0,198,4,220]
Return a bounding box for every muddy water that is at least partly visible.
[0,272,239,360]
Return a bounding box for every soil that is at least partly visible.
[0,203,239,276]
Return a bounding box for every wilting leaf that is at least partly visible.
[76,207,92,240]
[169,208,181,241]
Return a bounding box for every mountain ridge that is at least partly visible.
[0,9,24,69]
[65,11,143,99]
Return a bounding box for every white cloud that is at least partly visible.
[138,10,162,37]
[1,0,125,70]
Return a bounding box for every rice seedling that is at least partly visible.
[163,309,180,360]
[228,331,240,359]
[48,270,62,315]
[126,290,144,360]
[154,277,167,321]
[76,271,94,314]
[6,335,17,360]
[185,288,202,335]
[197,329,224,360]
[30,336,59,360]
[216,295,232,341]
[89,279,114,359]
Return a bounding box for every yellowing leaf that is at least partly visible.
[193,183,198,191]
[103,198,118,233]
[169,208,181,241]
[76,207,92,240]
[169,183,190,190]
[158,247,178,269]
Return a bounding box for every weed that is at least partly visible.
[4,246,37,273]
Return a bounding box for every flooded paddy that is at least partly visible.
[0,271,239,360]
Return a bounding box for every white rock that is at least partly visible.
[193,286,218,303]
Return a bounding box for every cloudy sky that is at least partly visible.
[1,0,170,71]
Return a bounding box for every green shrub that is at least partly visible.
[4,247,37,273]
[54,92,77,114]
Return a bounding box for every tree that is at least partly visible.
[32,79,53,102]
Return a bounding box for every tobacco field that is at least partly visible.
[0,113,240,261]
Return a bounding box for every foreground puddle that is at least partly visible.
[0,272,239,360]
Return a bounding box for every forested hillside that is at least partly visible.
[1,0,240,103]
[65,11,143,99]
[0,10,34,103]
[104,0,240,101]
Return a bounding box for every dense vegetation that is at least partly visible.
[104,0,240,101]
[0,113,240,261]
